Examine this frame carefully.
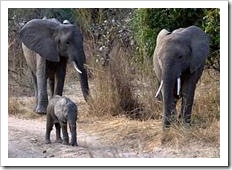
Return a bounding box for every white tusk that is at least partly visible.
[155,80,163,98]
[63,20,70,24]
[177,77,181,96]
[72,62,82,74]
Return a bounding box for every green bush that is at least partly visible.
[203,9,220,71]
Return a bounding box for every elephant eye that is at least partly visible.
[178,55,182,59]
[66,41,70,45]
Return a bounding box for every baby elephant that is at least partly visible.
[45,95,78,146]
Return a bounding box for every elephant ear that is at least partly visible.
[156,29,170,45]
[189,26,209,73]
[20,19,60,62]
[153,29,170,77]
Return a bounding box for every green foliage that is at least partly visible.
[203,9,220,71]
[131,9,154,62]
[131,8,220,71]
[203,9,220,50]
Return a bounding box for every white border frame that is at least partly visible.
[1,0,228,167]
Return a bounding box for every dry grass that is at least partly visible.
[8,97,41,119]
[88,42,143,119]
[87,42,164,121]
[132,58,163,120]
[78,113,219,155]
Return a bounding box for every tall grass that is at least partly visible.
[87,41,163,121]
[88,42,140,118]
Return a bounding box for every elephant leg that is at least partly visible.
[181,88,195,126]
[48,76,55,98]
[69,123,77,146]
[36,57,48,114]
[55,60,67,96]
[170,98,178,122]
[45,114,53,144]
[61,123,69,145]
[181,69,204,125]
[55,123,62,143]
[181,78,198,125]
[30,71,38,112]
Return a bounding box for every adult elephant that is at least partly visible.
[153,25,209,128]
[20,18,89,114]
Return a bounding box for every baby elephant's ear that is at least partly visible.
[20,19,60,62]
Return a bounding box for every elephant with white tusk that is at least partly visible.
[153,25,209,128]
[20,18,90,114]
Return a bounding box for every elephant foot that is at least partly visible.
[35,105,47,114]
[163,112,179,129]
[55,138,63,143]
[45,139,51,144]
[62,141,69,145]
[183,122,191,129]
[62,138,69,145]
[163,120,171,130]
[70,141,78,146]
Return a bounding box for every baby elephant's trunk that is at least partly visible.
[69,123,77,146]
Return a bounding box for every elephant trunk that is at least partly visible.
[74,58,89,102]
[80,69,89,101]
[69,123,77,146]
[162,69,180,128]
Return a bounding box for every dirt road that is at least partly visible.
[8,115,155,158]
[8,115,121,158]
[8,114,220,158]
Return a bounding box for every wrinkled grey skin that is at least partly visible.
[153,26,209,128]
[45,95,78,146]
[20,18,89,114]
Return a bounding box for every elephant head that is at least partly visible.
[20,19,89,101]
[153,26,209,128]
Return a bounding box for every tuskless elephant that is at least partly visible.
[153,25,209,128]
[20,18,89,114]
